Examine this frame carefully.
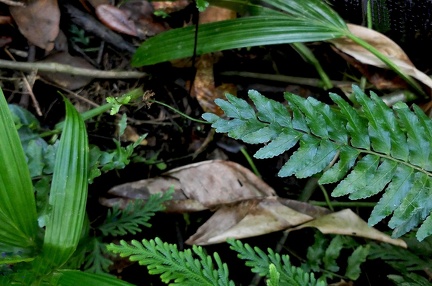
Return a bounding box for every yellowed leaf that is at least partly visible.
[291,209,407,248]
[330,24,432,89]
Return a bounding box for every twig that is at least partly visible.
[0,59,147,78]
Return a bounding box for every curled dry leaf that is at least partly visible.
[96,4,138,36]
[104,160,276,212]
[291,209,407,248]
[9,0,60,51]
[330,24,432,89]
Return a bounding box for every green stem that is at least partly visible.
[346,34,426,97]
[310,201,376,207]
[149,100,209,124]
[291,43,333,90]
[240,147,261,177]
[318,184,334,211]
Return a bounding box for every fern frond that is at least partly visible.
[107,238,235,286]
[99,189,173,236]
[228,239,325,286]
[83,238,113,274]
[202,86,432,240]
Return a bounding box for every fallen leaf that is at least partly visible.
[185,197,314,245]
[330,24,432,89]
[96,4,138,36]
[10,0,60,51]
[291,209,407,248]
[104,160,276,212]
[38,52,95,90]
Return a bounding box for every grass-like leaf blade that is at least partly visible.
[0,88,38,249]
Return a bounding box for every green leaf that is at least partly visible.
[42,97,89,268]
[0,88,38,249]
[57,270,133,286]
[205,87,432,239]
[345,245,370,280]
[133,16,346,66]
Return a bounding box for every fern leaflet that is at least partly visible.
[227,239,325,286]
[99,189,173,236]
[202,86,432,240]
[107,238,234,286]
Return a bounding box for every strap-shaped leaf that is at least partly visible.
[0,88,38,249]
[203,87,432,240]
[57,270,134,286]
[42,97,89,268]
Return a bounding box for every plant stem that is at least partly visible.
[149,100,209,124]
[240,147,261,177]
[309,201,376,207]
[346,34,426,97]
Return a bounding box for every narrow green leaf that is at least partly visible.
[0,88,38,248]
[332,154,380,197]
[389,172,432,237]
[254,129,302,159]
[349,159,397,200]
[417,213,432,241]
[394,103,432,171]
[319,146,360,184]
[57,270,134,286]
[42,97,89,268]
[371,94,408,161]
[248,90,292,127]
[369,165,415,226]
[354,86,391,154]
[278,135,321,178]
[132,16,346,66]
[345,245,370,280]
[330,92,370,149]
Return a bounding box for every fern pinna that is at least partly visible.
[202,86,432,241]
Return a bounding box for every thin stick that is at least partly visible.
[0,59,147,79]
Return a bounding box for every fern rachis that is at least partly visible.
[202,86,432,241]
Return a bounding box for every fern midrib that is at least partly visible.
[297,129,432,179]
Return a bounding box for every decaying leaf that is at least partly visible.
[103,160,406,247]
[330,24,432,89]
[38,52,95,90]
[104,160,276,212]
[96,4,138,36]
[10,0,60,51]
[185,197,314,245]
[291,209,407,248]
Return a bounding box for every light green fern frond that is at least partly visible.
[228,239,325,286]
[107,238,235,286]
[202,86,432,241]
[99,189,173,236]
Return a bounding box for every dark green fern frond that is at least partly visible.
[107,238,234,286]
[202,86,432,241]
[99,189,173,236]
[228,239,325,286]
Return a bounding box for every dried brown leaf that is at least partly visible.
[330,24,432,89]
[105,160,276,212]
[10,0,60,51]
[291,209,407,248]
[185,197,314,245]
[96,4,138,36]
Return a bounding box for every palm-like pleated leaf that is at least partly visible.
[0,88,38,250]
[203,86,432,241]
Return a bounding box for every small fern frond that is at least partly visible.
[228,239,325,286]
[107,238,235,286]
[202,86,432,240]
[99,189,173,236]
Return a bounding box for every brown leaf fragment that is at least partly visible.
[291,209,407,248]
[38,52,95,89]
[105,160,276,212]
[96,4,138,36]
[185,197,314,245]
[330,24,432,89]
[10,0,60,51]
